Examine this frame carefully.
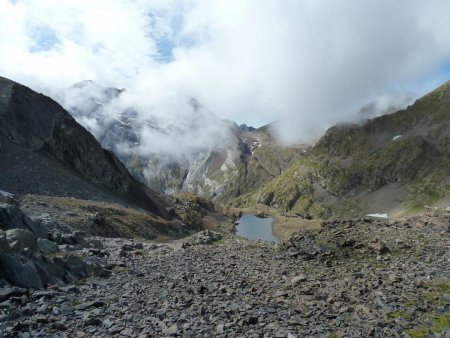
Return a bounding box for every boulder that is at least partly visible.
[0,254,44,289]
[0,203,48,238]
[37,238,59,255]
[0,286,27,302]
[65,254,87,279]
[5,228,38,253]
[182,230,223,248]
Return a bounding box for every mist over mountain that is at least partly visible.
[55,80,313,200]
[1,2,450,335]
[235,81,450,218]
[56,80,245,197]
[2,0,450,144]
[56,80,235,157]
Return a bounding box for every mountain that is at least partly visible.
[54,79,449,219]
[0,76,170,216]
[234,81,450,218]
[58,81,308,201]
[0,76,233,240]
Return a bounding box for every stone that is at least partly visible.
[5,229,37,253]
[216,323,225,334]
[65,254,87,278]
[74,301,106,311]
[37,238,59,255]
[51,323,67,330]
[32,290,56,299]
[442,294,450,303]
[0,287,27,302]
[61,285,81,294]
[0,254,43,289]
[84,316,102,326]
[103,318,115,329]
[120,328,134,336]
[290,275,307,284]
[163,324,178,336]
[369,240,390,254]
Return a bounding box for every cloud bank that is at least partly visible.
[1,0,450,144]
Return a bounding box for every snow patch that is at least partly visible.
[366,213,388,219]
[392,135,402,141]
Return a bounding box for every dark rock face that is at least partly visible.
[0,254,45,289]
[0,76,167,216]
[0,202,48,238]
[0,195,112,290]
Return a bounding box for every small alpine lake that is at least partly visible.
[235,214,279,242]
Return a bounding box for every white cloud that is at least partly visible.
[1,0,450,145]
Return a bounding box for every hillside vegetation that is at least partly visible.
[231,81,450,218]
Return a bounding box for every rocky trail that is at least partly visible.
[1,202,449,337]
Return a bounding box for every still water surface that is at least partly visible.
[235,214,279,242]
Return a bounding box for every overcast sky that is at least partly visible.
[1,0,450,143]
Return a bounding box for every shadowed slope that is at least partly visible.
[0,76,168,217]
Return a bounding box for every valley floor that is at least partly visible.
[1,209,449,337]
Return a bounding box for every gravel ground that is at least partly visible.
[1,209,449,337]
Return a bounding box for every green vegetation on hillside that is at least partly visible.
[231,81,450,218]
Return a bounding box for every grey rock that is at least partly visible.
[0,254,43,289]
[182,230,223,248]
[84,316,102,326]
[216,323,225,334]
[290,275,306,284]
[37,238,59,255]
[0,203,47,238]
[120,328,134,336]
[5,229,37,253]
[51,322,67,331]
[61,285,81,294]
[0,287,27,302]
[32,290,56,299]
[103,318,114,329]
[74,301,106,311]
[442,293,450,303]
[65,254,87,278]
[163,324,178,336]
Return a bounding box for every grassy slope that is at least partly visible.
[217,125,307,202]
[231,81,450,219]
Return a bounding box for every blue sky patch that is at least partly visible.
[27,23,60,53]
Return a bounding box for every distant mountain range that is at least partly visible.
[57,81,307,202]
[2,76,448,220]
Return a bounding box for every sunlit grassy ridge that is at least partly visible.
[231,81,450,218]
